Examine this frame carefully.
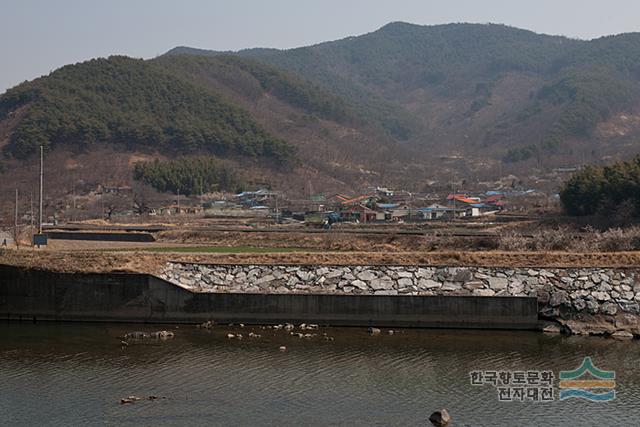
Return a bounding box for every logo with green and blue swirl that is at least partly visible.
[559,357,615,402]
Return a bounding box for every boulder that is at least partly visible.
[451,269,472,282]
[592,291,611,302]
[397,277,414,288]
[488,277,508,290]
[370,277,395,291]
[418,279,441,290]
[573,298,586,311]
[561,317,616,336]
[367,327,381,335]
[463,281,485,291]
[296,270,312,281]
[429,409,451,427]
[611,330,634,340]
[124,330,174,340]
[441,282,461,291]
[416,268,434,279]
[397,271,414,278]
[357,271,377,281]
[550,291,570,307]
[351,280,369,290]
[120,396,142,404]
[600,302,618,316]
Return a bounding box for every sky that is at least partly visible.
[2,0,640,93]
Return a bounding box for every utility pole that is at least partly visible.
[274,193,279,224]
[30,192,34,247]
[177,189,180,215]
[14,189,19,249]
[30,192,34,231]
[39,145,43,234]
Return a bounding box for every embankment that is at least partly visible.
[0,265,536,329]
[3,250,640,335]
[158,262,640,336]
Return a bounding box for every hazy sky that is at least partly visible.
[2,0,640,93]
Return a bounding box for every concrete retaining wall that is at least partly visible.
[45,231,155,242]
[0,265,537,329]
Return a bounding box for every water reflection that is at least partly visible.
[0,323,638,426]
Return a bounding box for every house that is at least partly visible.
[389,205,411,221]
[340,204,377,223]
[158,204,204,215]
[235,189,276,207]
[418,204,470,220]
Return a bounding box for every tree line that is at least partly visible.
[133,157,241,196]
[561,155,640,217]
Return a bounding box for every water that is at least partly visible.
[0,323,638,426]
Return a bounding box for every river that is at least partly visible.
[0,322,638,426]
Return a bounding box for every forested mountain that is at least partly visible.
[169,22,640,168]
[0,56,293,162]
[2,22,640,208]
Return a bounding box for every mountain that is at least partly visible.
[0,51,409,213]
[168,22,640,169]
[0,56,293,162]
[3,22,640,214]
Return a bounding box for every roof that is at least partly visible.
[341,194,373,205]
[377,203,398,209]
[419,205,467,212]
[448,195,479,204]
[342,204,376,214]
[485,194,505,203]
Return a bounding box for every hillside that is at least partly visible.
[0,56,293,162]
[3,21,640,222]
[0,52,414,222]
[169,22,640,171]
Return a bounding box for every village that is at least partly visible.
[41,183,551,227]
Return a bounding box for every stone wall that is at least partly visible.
[159,263,640,320]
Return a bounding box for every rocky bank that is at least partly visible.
[159,262,640,337]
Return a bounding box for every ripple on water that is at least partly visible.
[0,324,640,426]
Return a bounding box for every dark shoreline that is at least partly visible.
[0,265,537,329]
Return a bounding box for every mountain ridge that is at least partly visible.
[2,22,640,209]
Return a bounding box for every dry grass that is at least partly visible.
[4,248,640,275]
[499,226,640,252]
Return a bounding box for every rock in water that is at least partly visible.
[124,331,174,341]
[367,327,381,335]
[611,330,634,340]
[279,346,287,352]
[198,320,215,329]
[120,396,142,404]
[429,409,451,427]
